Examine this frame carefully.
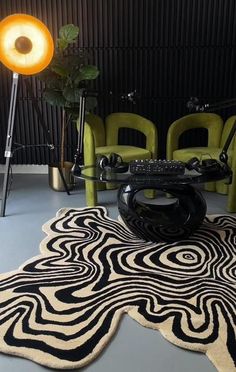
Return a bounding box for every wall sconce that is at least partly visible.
[0,13,54,217]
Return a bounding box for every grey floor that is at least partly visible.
[0,173,234,372]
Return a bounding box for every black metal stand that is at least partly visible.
[0,74,70,217]
[0,73,19,217]
[219,119,236,165]
[23,78,70,196]
[187,96,236,112]
[71,89,98,176]
[187,96,236,170]
[71,90,87,175]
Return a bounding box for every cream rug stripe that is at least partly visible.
[0,207,235,371]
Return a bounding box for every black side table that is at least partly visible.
[75,165,231,242]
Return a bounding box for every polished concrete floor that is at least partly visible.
[0,173,234,372]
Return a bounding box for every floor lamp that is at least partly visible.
[0,13,54,217]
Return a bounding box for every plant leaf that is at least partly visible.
[73,71,83,85]
[64,55,84,68]
[38,70,64,89]
[79,65,100,80]
[44,90,66,107]
[63,87,81,103]
[51,63,69,77]
[57,38,68,52]
[59,24,79,43]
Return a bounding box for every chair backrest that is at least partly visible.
[220,115,236,150]
[105,112,158,158]
[167,113,223,153]
[84,113,105,147]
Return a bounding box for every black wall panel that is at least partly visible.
[0,0,236,164]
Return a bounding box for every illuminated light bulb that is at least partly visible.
[14,36,33,54]
[0,13,54,75]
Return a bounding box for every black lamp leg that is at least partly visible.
[72,91,86,175]
[57,165,70,195]
[0,72,19,217]
[23,78,70,195]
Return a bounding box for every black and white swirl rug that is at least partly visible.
[0,207,235,371]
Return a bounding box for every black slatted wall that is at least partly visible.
[1,0,236,164]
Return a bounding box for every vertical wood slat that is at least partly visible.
[1,0,236,163]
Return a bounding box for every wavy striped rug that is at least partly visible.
[0,207,235,371]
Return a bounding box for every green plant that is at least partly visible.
[39,24,99,167]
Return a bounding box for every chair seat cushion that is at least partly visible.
[96,145,152,161]
[173,147,232,165]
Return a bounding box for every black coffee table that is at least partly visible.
[76,165,231,242]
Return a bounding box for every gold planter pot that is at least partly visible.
[48,162,74,191]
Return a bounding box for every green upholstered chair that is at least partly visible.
[81,112,158,206]
[167,113,236,212]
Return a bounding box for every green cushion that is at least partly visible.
[173,147,232,196]
[173,147,232,166]
[96,146,151,161]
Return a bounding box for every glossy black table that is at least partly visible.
[75,165,231,242]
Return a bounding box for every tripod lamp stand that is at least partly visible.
[0,13,54,217]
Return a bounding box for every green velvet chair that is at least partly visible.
[81,112,158,206]
[167,113,236,212]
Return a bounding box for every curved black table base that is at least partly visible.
[76,164,232,243]
[117,184,207,242]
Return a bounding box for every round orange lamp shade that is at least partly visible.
[0,14,54,75]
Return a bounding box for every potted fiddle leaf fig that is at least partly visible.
[38,23,99,191]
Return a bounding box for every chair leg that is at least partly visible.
[85,180,97,206]
[144,189,156,198]
[96,182,106,191]
[216,180,228,194]
[204,182,216,192]
[106,182,117,190]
